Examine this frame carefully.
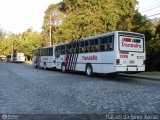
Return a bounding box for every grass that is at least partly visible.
[138,71,160,76]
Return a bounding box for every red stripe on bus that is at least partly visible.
[65,54,70,70]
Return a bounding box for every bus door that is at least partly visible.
[55,46,62,69]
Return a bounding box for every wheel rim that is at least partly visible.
[44,64,46,69]
[87,66,91,75]
[62,65,65,72]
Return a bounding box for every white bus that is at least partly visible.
[12,53,25,63]
[32,46,56,69]
[55,31,145,76]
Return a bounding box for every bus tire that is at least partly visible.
[61,63,66,72]
[43,63,47,70]
[85,64,93,77]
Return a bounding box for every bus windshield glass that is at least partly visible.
[119,36,144,52]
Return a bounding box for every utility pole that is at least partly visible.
[12,39,14,54]
[49,14,52,46]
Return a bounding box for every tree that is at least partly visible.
[146,23,160,71]
[42,3,65,46]
[20,28,41,60]
[53,0,138,42]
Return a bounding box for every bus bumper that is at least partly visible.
[116,66,145,72]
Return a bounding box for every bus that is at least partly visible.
[12,53,25,63]
[54,31,145,76]
[32,46,56,69]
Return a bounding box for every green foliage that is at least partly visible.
[0,28,41,60]
[56,0,137,41]
[42,3,65,46]
[42,0,138,44]
[146,23,160,71]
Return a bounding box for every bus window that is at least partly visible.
[90,46,94,52]
[56,46,61,58]
[107,36,113,43]
[90,39,94,46]
[95,39,99,45]
[100,45,105,52]
[85,41,89,46]
[106,35,113,51]
[80,41,84,47]
[94,45,99,52]
[107,44,113,51]
[84,47,89,53]
[82,47,85,53]
[61,45,65,55]
[100,37,106,44]
[76,42,79,48]
[49,48,53,56]
[75,48,79,53]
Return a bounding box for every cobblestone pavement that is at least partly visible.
[0,62,160,115]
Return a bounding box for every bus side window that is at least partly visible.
[84,47,90,53]
[74,48,79,53]
[85,40,89,47]
[61,45,65,55]
[55,46,61,58]
[95,39,99,45]
[80,41,84,47]
[106,36,113,51]
[47,48,49,56]
[90,39,94,46]
[100,37,106,52]
[94,45,99,52]
[100,45,105,52]
[80,48,83,53]
[90,46,94,52]
[100,37,106,44]
[49,48,53,56]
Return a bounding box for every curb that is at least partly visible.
[119,74,160,81]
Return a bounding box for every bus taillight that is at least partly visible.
[116,59,120,64]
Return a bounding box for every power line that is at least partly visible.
[140,3,160,11]
[141,5,160,13]
[147,12,160,17]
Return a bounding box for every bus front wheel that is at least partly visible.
[43,63,47,70]
[85,64,93,77]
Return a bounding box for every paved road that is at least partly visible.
[0,62,160,116]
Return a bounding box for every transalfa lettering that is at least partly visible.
[82,55,98,60]
[121,42,142,48]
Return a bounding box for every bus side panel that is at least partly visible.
[75,52,116,74]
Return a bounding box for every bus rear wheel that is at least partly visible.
[85,64,93,77]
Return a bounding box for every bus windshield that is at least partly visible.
[119,36,144,52]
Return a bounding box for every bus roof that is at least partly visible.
[57,31,144,46]
[33,45,55,50]
[33,31,145,48]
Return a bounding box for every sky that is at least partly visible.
[137,0,160,18]
[0,0,160,34]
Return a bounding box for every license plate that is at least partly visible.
[129,60,134,64]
